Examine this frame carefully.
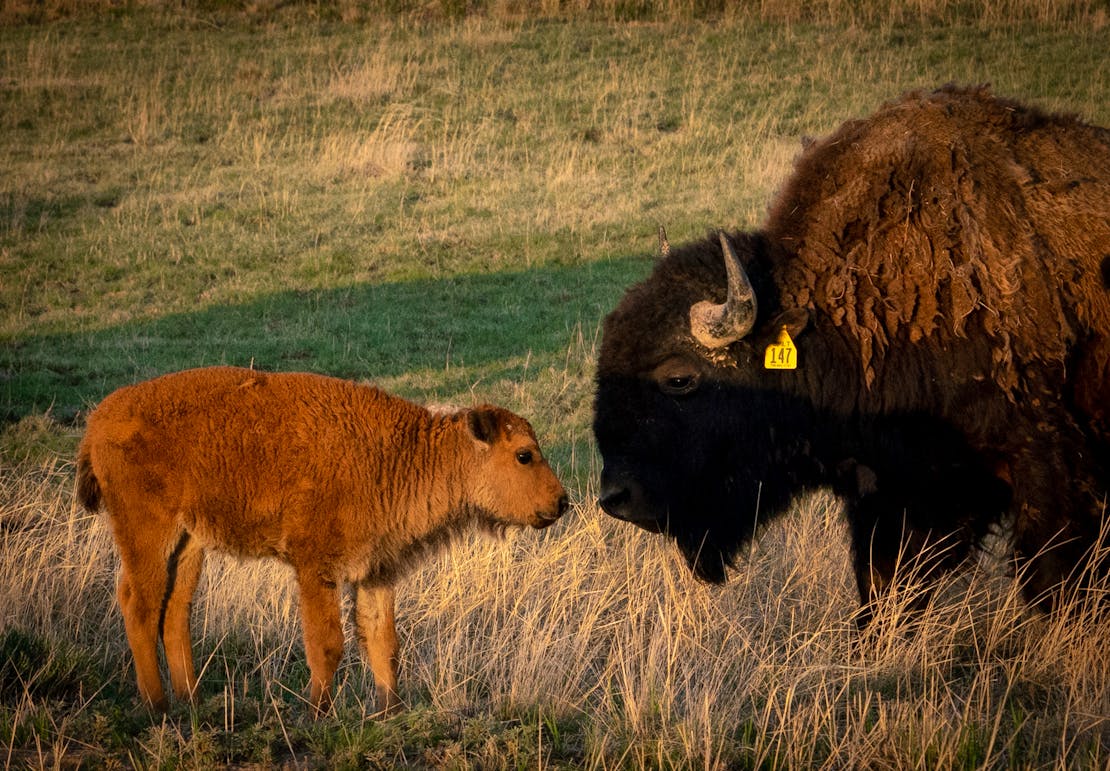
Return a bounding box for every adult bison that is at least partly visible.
[594,85,1110,623]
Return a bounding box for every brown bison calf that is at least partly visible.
[76,366,568,714]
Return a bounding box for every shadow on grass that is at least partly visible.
[3,256,651,421]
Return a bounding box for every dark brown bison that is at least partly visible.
[77,366,568,713]
[594,85,1110,624]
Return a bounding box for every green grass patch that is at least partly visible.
[4,255,649,419]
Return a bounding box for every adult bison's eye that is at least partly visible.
[652,356,702,396]
[516,450,533,465]
[661,374,699,395]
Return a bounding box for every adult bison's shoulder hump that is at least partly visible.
[766,83,1110,392]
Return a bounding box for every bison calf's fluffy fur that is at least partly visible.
[77,366,568,713]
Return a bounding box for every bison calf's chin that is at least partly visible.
[75,366,567,715]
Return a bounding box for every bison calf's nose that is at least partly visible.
[534,494,568,528]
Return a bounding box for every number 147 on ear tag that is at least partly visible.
[764,327,798,370]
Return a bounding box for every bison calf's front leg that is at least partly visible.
[354,583,401,714]
[296,570,345,716]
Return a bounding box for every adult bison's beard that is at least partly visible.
[674,530,733,584]
[662,470,768,585]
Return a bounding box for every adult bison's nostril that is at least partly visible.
[598,472,663,533]
[598,485,631,518]
[557,495,569,517]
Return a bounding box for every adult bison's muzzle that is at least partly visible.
[598,466,664,533]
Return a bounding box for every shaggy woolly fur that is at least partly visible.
[770,85,1110,399]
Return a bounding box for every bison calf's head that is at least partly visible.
[465,405,568,530]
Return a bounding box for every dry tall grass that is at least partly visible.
[2,0,1107,26]
[3,385,1108,767]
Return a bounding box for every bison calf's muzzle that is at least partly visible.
[75,366,567,715]
[536,494,570,527]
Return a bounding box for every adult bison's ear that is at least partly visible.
[466,407,502,446]
[767,308,810,341]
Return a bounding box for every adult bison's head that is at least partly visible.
[593,230,814,583]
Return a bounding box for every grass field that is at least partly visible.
[2,3,1109,768]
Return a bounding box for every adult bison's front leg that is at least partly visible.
[845,490,972,630]
[846,492,915,629]
[1008,424,1109,612]
[354,582,401,714]
[295,569,344,715]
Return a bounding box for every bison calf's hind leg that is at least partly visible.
[106,493,194,710]
[295,570,345,715]
[354,583,401,714]
[116,555,171,711]
[162,535,205,703]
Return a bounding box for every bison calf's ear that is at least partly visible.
[467,407,503,446]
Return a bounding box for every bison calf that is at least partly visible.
[76,366,568,714]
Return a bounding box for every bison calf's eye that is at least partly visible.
[516,450,533,465]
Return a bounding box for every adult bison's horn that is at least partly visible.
[689,232,758,348]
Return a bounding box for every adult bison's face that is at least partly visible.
[593,231,808,583]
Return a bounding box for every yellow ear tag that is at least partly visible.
[764,326,798,370]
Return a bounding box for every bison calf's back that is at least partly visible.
[76,366,568,714]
